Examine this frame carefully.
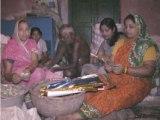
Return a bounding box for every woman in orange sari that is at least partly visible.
[56,14,159,120]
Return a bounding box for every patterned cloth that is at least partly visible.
[90,23,104,55]
[80,14,158,119]
[128,15,160,85]
[81,39,152,119]
[2,19,63,87]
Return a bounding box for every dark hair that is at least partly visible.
[18,19,27,24]
[124,14,135,25]
[59,24,74,33]
[18,19,28,28]
[100,18,121,46]
[30,27,42,36]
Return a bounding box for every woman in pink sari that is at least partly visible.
[2,18,63,88]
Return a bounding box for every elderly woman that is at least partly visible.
[50,24,90,78]
[56,14,159,120]
[2,18,63,87]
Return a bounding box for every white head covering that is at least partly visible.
[13,18,29,43]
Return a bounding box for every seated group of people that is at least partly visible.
[1,13,160,120]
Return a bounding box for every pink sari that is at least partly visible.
[2,38,63,87]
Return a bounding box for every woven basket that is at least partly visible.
[1,84,27,108]
[30,81,84,117]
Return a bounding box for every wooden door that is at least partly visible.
[69,0,120,44]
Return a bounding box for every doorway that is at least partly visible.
[69,0,120,44]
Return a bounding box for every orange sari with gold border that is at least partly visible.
[83,40,152,117]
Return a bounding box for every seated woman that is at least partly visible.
[2,18,63,88]
[82,18,124,75]
[56,14,159,120]
[50,24,90,78]
[30,27,49,65]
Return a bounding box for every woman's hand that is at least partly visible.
[98,54,112,63]
[98,84,116,90]
[12,73,22,84]
[104,63,113,72]
[112,64,124,74]
[20,68,31,81]
[44,60,53,68]
[90,56,99,64]
[50,67,61,72]
[98,74,116,90]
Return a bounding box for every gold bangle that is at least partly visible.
[124,67,128,74]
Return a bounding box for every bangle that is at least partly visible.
[124,67,128,74]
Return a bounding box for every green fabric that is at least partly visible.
[128,14,160,85]
[80,102,101,119]
[129,40,157,67]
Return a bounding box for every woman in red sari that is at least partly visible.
[56,14,159,120]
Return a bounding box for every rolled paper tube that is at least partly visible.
[47,90,83,97]
[40,83,102,96]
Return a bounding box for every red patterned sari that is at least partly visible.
[80,40,152,118]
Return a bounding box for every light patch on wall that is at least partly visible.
[33,0,58,14]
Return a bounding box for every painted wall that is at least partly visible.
[58,0,69,24]
[59,0,160,35]
[120,0,160,35]
[1,0,32,20]
[1,0,160,35]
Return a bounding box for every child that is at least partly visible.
[30,27,49,65]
